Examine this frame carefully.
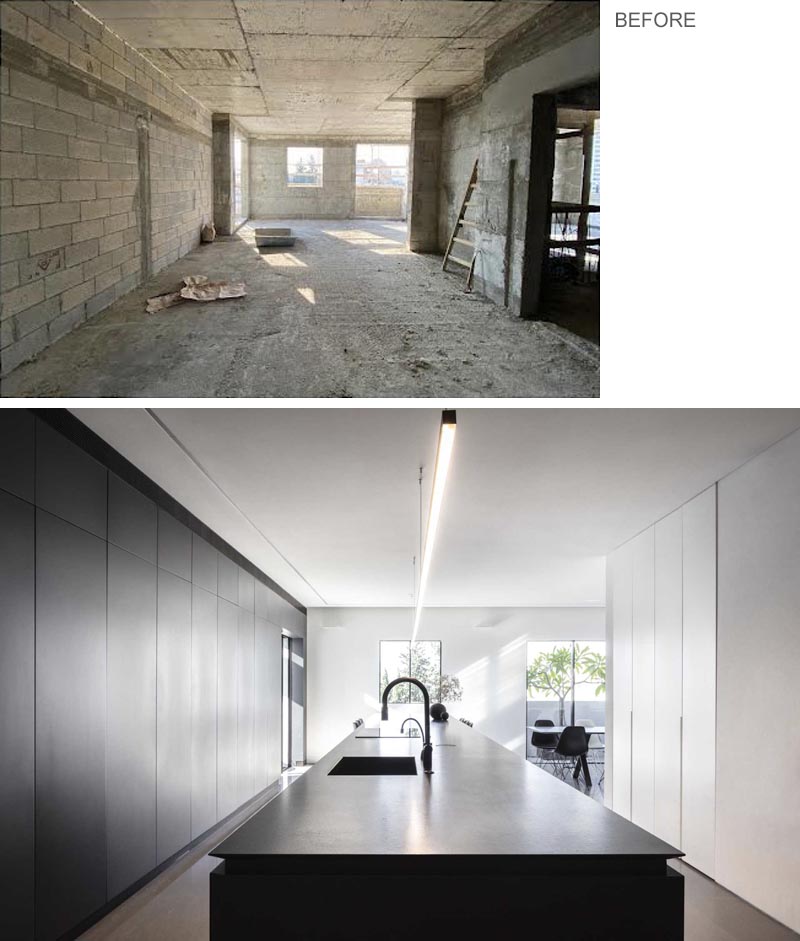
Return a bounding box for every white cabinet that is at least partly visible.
[654,509,683,847]
[610,541,633,819]
[681,486,717,877]
[609,487,716,877]
[631,528,655,831]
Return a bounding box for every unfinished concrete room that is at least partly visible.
[0,1,600,398]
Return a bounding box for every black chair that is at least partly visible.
[352,718,364,730]
[530,719,559,768]
[554,725,591,786]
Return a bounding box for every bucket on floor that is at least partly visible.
[255,227,296,247]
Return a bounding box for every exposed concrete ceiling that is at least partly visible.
[71,408,800,611]
[80,0,552,137]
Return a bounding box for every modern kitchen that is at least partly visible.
[1,407,799,941]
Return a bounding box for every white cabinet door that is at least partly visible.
[631,527,655,832]
[610,541,633,818]
[682,486,717,876]
[654,509,683,848]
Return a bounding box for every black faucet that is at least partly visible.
[381,677,433,774]
[401,718,425,740]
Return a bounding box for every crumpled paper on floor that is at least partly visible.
[146,275,246,313]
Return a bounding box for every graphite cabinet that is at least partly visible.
[0,491,35,940]
[217,598,239,819]
[106,545,157,897]
[156,570,192,864]
[0,408,34,500]
[191,585,218,839]
[35,510,107,941]
[108,473,157,565]
[237,608,256,805]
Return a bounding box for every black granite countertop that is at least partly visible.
[210,720,682,871]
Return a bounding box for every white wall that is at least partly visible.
[716,428,800,933]
[307,605,604,763]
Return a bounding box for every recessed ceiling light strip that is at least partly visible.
[411,409,457,643]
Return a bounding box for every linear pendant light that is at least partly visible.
[412,409,457,643]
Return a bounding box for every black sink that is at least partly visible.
[328,756,417,776]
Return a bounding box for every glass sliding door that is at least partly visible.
[526,640,606,736]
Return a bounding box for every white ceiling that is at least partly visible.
[71,408,800,611]
[80,0,551,136]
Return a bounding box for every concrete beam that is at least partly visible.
[407,99,442,253]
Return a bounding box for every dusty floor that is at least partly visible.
[1,220,599,398]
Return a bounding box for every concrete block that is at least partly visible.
[27,19,70,61]
[108,161,135,180]
[22,126,69,156]
[61,180,96,202]
[103,213,128,236]
[13,179,60,205]
[108,195,133,215]
[65,238,98,268]
[68,3,104,41]
[0,204,39,235]
[60,277,94,311]
[69,46,103,80]
[9,70,57,109]
[84,249,115,279]
[0,317,13,352]
[86,37,114,69]
[0,179,12,207]
[85,285,115,318]
[72,218,104,243]
[14,295,59,339]
[79,198,110,221]
[1,278,45,317]
[33,103,77,136]
[75,117,107,142]
[15,2,50,29]
[114,271,138,298]
[0,232,29,262]
[1,123,22,151]
[0,324,48,376]
[0,261,20,292]
[78,159,109,180]
[94,265,121,294]
[93,102,120,128]
[19,248,64,284]
[0,4,27,41]
[48,8,88,48]
[44,264,84,299]
[100,64,126,93]
[47,301,85,344]
[28,223,71,255]
[2,152,40,182]
[1,95,35,127]
[40,201,80,227]
[56,88,93,119]
[96,180,123,198]
[36,154,79,179]
[68,137,101,161]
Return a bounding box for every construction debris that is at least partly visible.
[146,275,246,314]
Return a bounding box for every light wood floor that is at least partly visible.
[79,767,798,941]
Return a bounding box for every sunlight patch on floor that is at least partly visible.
[297,287,316,304]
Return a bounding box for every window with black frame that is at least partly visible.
[380,640,441,704]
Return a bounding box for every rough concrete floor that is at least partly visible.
[1,220,599,398]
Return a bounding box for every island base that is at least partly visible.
[210,862,683,940]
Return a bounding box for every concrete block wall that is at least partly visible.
[0,0,212,378]
[249,140,356,219]
[354,186,404,219]
[438,23,600,312]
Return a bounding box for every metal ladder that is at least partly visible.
[442,158,478,290]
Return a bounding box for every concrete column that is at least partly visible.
[212,114,234,235]
[407,99,443,252]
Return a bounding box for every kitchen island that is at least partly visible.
[210,719,683,940]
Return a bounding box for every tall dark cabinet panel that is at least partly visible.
[0,491,35,939]
[106,545,157,898]
[36,510,107,941]
[253,617,271,793]
[156,570,192,864]
[36,421,107,539]
[108,474,157,564]
[237,608,256,805]
[158,509,191,581]
[191,586,218,839]
[218,554,239,604]
[192,533,218,594]
[0,408,35,500]
[217,598,239,820]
